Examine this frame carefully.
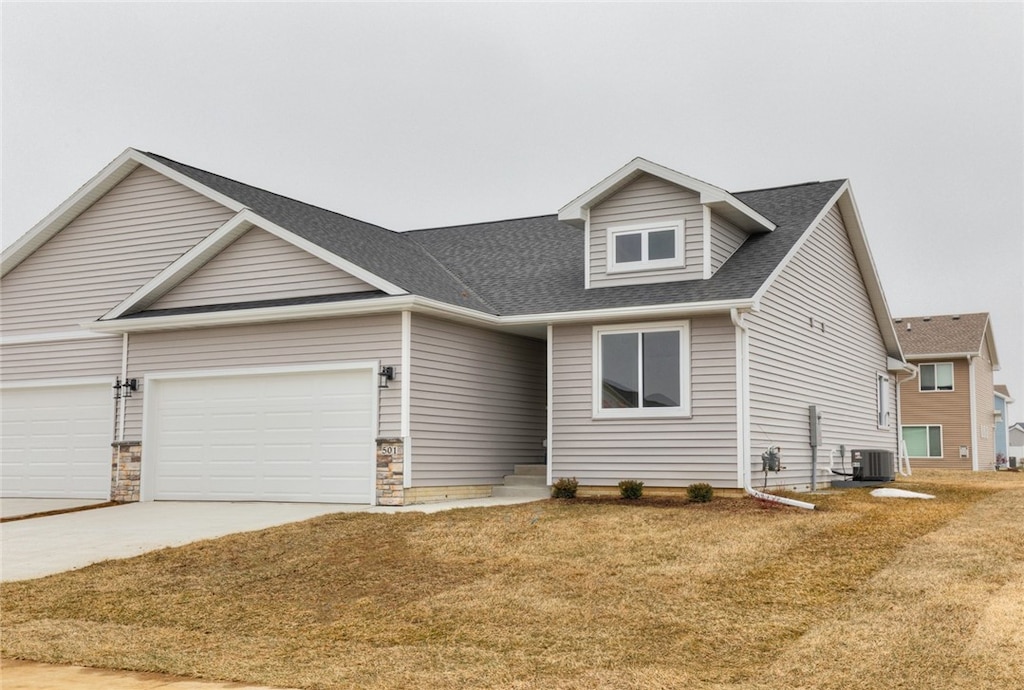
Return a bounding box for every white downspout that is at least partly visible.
[895,366,917,477]
[731,308,815,510]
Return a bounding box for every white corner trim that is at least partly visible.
[401,310,413,489]
[583,208,591,290]
[702,206,712,279]
[546,323,554,487]
[969,355,979,471]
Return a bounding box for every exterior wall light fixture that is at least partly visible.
[113,376,138,399]
[378,366,395,389]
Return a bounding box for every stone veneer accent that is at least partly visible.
[111,441,142,503]
[376,437,405,506]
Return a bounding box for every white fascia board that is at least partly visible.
[83,291,755,335]
[982,317,1000,369]
[558,157,775,232]
[751,183,905,362]
[2,149,143,278]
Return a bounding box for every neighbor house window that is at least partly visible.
[902,425,942,458]
[877,373,890,428]
[607,221,684,273]
[593,322,690,418]
[919,363,953,392]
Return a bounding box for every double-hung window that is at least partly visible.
[594,322,690,418]
[919,363,953,392]
[902,425,942,458]
[607,221,684,273]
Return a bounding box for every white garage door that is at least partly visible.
[147,366,375,503]
[1,382,113,498]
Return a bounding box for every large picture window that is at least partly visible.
[594,322,690,418]
[902,425,942,458]
[607,221,684,273]
[919,363,953,392]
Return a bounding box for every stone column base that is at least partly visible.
[111,442,142,503]
[376,438,405,506]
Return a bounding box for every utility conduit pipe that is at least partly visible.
[731,308,816,510]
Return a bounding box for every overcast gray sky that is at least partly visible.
[3,2,1022,419]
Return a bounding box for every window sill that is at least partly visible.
[607,260,684,275]
[593,409,693,421]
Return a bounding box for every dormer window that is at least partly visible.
[607,221,684,274]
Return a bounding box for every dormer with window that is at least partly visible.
[558,158,776,289]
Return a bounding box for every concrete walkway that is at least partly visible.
[1,496,544,582]
[0,659,299,689]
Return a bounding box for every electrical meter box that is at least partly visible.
[808,405,823,448]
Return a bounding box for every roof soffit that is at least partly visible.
[557,157,776,232]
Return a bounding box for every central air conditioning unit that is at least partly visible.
[850,449,895,482]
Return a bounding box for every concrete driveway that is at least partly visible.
[0,501,365,582]
[0,495,543,582]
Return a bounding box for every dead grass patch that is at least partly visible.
[3,470,1022,689]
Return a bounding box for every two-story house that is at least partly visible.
[893,313,1001,470]
[1,151,906,505]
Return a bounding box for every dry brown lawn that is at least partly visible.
[2,469,1023,689]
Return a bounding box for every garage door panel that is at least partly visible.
[150,368,375,503]
[1,383,112,499]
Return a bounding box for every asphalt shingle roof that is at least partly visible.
[143,152,846,317]
[892,312,990,357]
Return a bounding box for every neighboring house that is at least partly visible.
[994,384,1014,462]
[893,313,1001,470]
[1009,422,1024,464]
[0,150,906,506]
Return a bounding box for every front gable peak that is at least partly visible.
[558,157,776,233]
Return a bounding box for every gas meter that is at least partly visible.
[761,446,781,472]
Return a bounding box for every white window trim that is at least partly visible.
[606,220,684,274]
[919,362,955,392]
[592,320,691,419]
[901,424,943,458]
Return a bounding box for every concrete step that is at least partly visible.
[491,485,550,498]
[513,464,547,477]
[502,474,547,487]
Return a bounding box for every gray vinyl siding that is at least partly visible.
[123,314,402,440]
[588,174,704,288]
[709,212,747,274]
[0,166,235,336]
[151,226,375,310]
[746,206,897,490]
[550,316,738,487]
[409,315,546,486]
[0,337,122,383]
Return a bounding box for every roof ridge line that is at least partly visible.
[405,213,557,234]
[735,179,845,195]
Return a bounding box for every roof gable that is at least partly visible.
[893,313,998,367]
[558,157,776,233]
[148,226,376,312]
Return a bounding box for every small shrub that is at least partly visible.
[687,482,714,503]
[551,477,579,499]
[618,479,644,500]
